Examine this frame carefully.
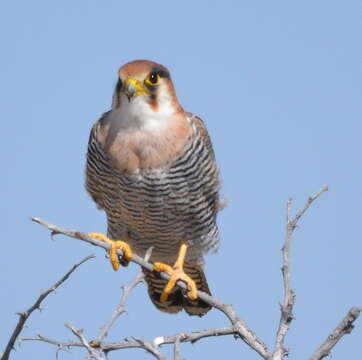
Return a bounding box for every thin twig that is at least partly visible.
[20,334,82,348]
[31,217,271,359]
[309,307,361,360]
[1,254,95,360]
[65,323,104,360]
[21,325,237,353]
[94,248,152,344]
[273,186,328,360]
[95,271,145,344]
[291,186,329,228]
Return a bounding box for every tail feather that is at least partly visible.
[183,263,212,316]
[143,262,212,316]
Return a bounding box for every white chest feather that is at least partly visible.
[114,93,175,132]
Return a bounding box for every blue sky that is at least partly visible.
[1,1,361,359]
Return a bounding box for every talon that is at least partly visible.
[153,243,198,302]
[88,232,132,271]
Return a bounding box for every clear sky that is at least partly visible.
[1,1,361,359]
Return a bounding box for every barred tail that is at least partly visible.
[143,263,212,316]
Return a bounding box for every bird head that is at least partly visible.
[112,60,182,117]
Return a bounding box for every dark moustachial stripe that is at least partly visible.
[116,78,123,93]
[114,78,123,107]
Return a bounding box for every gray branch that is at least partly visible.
[65,323,104,360]
[94,247,152,346]
[1,254,94,360]
[21,325,237,353]
[310,306,361,360]
[272,186,328,359]
[94,271,145,344]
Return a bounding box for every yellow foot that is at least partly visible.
[88,232,132,271]
[153,243,197,302]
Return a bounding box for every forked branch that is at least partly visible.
[272,186,328,359]
[1,255,94,360]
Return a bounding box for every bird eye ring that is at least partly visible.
[145,72,160,86]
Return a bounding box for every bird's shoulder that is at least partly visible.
[186,112,216,160]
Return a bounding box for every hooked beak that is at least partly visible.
[123,78,147,102]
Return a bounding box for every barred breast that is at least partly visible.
[86,113,220,265]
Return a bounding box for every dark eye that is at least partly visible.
[146,72,160,86]
[149,72,158,84]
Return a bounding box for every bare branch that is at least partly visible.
[95,270,145,344]
[31,217,272,359]
[310,307,361,360]
[273,186,328,359]
[65,323,104,360]
[291,186,329,228]
[93,248,153,344]
[21,325,237,353]
[20,334,83,348]
[1,254,94,360]
[92,249,154,346]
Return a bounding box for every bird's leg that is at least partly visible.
[88,233,132,271]
[153,243,197,302]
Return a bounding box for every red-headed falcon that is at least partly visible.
[86,60,221,316]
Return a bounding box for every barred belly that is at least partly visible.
[86,126,220,264]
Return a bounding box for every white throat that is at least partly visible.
[110,93,176,134]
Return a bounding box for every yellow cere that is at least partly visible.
[124,77,149,96]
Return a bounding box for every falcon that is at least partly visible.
[86,60,221,315]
